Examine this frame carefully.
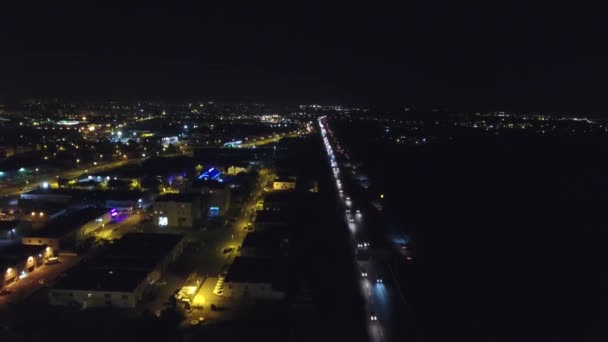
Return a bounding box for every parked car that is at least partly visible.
[44,257,60,265]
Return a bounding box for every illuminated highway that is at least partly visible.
[319,116,410,342]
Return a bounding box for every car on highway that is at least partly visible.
[348,217,355,223]
[370,312,378,321]
[360,267,368,277]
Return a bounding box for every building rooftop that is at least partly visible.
[274,176,296,182]
[224,257,284,284]
[52,233,184,292]
[101,233,184,260]
[254,210,288,224]
[264,191,295,202]
[85,257,160,271]
[21,188,150,204]
[17,202,67,214]
[26,207,108,238]
[0,220,20,232]
[52,268,150,292]
[0,242,47,267]
[155,193,200,203]
[241,232,288,250]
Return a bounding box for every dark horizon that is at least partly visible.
[1,3,607,113]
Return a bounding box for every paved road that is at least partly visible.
[0,158,142,196]
[93,212,143,240]
[141,170,272,324]
[320,116,413,342]
[0,255,81,311]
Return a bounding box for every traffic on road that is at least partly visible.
[319,116,414,342]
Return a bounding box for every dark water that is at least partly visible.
[334,119,607,341]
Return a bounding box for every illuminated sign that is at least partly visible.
[209,207,219,218]
[158,216,168,226]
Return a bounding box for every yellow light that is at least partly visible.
[31,212,36,216]
[380,194,384,199]
[39,212,44,217]
[6,268,13,274]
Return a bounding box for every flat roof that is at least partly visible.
[274,177,296,182]
[254,210,288,224]
[263,191,295,201]
[241,232,288,250]
[52,233,184,292]
[26,207,108,238]
[155,193,199,203]
[21,188,150,202]
[52,268,150,292]
[0,220,20,231]
[0,243,46,267]
[17,202,68,213]
[85,257,160,271]
[101,233,184,260]
[224,257,283,284]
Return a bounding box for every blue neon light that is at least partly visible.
[198,167,222,180]
[209,206,220,218]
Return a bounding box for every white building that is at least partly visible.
[49,233,184,308]
[48,269,150,308]
[222,257,285,300]
[153,194,202,229]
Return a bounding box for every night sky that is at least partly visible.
[1,2,606,111]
